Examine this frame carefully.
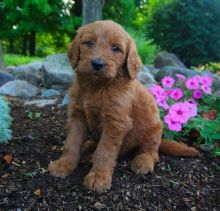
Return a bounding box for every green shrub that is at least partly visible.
[0,96,12,144]
[204,62,220,75]
[126,28,159,64]
[4,54,42,66]
[147,0,220,66]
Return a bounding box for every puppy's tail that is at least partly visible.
[159,139,199,157]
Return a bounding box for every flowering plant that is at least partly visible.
[149,74,220,156]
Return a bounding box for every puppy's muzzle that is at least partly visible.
[91,58,105,72]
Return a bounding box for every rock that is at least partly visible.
[212,74,220,93]
[137,66,156,88]
[9,62,43,86]
[61,93,69,106]
[0,72,14,86]
[146,66,160,78]
[24,99,57,107]
[154,51,186,68]
[41,89,60,98]
[0,80,39,97]
[42,53,74,89]
[155,66,197,82]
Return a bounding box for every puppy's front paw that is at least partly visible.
[83,170,112,192]
[48,158,76,178]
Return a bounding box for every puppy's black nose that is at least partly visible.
[91,58,105,71]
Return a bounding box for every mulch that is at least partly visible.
[0,100,220,211]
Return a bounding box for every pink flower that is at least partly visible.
[200,76,213,87]
[156,98,169,110]
[169,88,183,100]
[149,85,166,99]
[175,74,186,80]
[185,77,200,90]
[187,99,197,104]
[162,76,175,88]
[164,114,182,131]
[193,90,202,99]
[184,101,197,117]
[201,85,212,94]
[169,102,190,123]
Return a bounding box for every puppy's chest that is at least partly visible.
[83,96,105,139]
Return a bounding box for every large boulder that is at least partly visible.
[155,66,197,82]
[137,66,156,88]
[43,53,74,90]
[154,51,186,68]
[41,89,60,98]
[8,61,43,86]
[0,72,14,86]
[0,80,39,97]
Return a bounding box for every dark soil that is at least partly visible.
[0,100,220,211]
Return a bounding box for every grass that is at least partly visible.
[4,54,43,66]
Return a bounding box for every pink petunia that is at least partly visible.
[175,74,186,80]
[200,76,213,87]
[156,98,169,110]
[149,85,166,99]
[169,102,190,124]
[201,85,212,94]
[164,114,182,131]
[169,88,183,100]
[193,90,202,99]
[185,77,200,90]
[184,101,197,117]
[162,76,175,88]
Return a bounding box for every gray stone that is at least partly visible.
[0,80,39,97]
[0,72,14,86]
[146,66,160,78]
[154,51,186,68]
[9,62,43,86]
[42,53,74,89]
[61,93,69,106]
[155,66,197,82]
[212,74,220,93]
[24,99,57,107]
[137,66,156,88]
[41,89,60,98]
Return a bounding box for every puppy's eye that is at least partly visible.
[112,45,121,53]
[83,40,94,47]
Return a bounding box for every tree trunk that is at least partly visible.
[74,0,82,17]
[29,31,36,56]
[82,0,105,25]
[0,41,5,70]
[22,33,28,55]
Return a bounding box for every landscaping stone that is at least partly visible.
[137,66,156,88]
[154,51,186,68]
[42,53,74,89]
[61,93,69,106]
[0,80,39,97]
[0,72,14,86]
[155,66,197,82]
[9,61,43,86]
[41,89,60,98]
[24,99,57,107]
[146,66,160,78]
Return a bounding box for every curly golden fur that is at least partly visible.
[48,20,199,192]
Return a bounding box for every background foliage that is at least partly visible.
[0,0,220,67]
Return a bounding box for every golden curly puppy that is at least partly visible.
[48,20,199,192]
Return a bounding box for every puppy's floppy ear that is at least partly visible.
[126,38,142,79]
[67,35,80,69]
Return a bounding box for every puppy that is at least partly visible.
[48,20,199,192]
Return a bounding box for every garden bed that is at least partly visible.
[0,101,219,210]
